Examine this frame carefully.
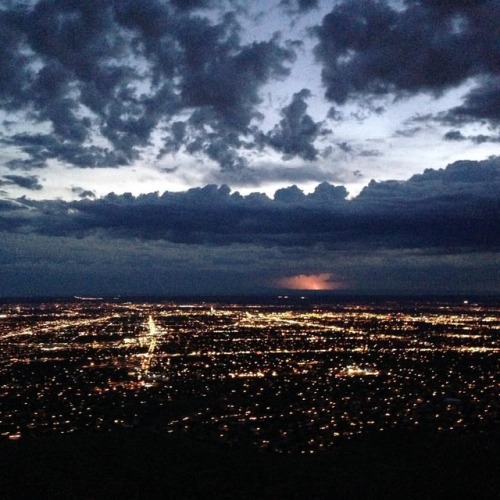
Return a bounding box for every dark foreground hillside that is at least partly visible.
[1,430,499,499]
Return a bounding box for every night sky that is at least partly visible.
[0,0,499,297]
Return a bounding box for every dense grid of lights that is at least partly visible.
[0,299,498,452]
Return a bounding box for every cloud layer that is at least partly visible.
[2,158,498,252]
[0,158,500,296]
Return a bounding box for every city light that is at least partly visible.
[0,298,498,452]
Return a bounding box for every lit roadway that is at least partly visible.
[140,315,162,372]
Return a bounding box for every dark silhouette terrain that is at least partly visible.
[0,429,499,499]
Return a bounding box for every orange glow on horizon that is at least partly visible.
[275,273,341,291]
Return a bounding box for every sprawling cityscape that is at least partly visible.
[0,297,498,453]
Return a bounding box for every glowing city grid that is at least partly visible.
[0,298,498,453]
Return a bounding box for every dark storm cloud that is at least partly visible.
[0,174,42,190]
[0,0,296,170]
[3,158,499,251]
[265,89,326,161]
[313,0,500,127]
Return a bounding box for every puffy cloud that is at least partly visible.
[265,89,327,161]
[0,0,296,171]
[274,184,307,203]
[313,0,500,131]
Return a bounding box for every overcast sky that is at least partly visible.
[0,0,499,297]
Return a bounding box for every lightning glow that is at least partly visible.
[275,273,341,291]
